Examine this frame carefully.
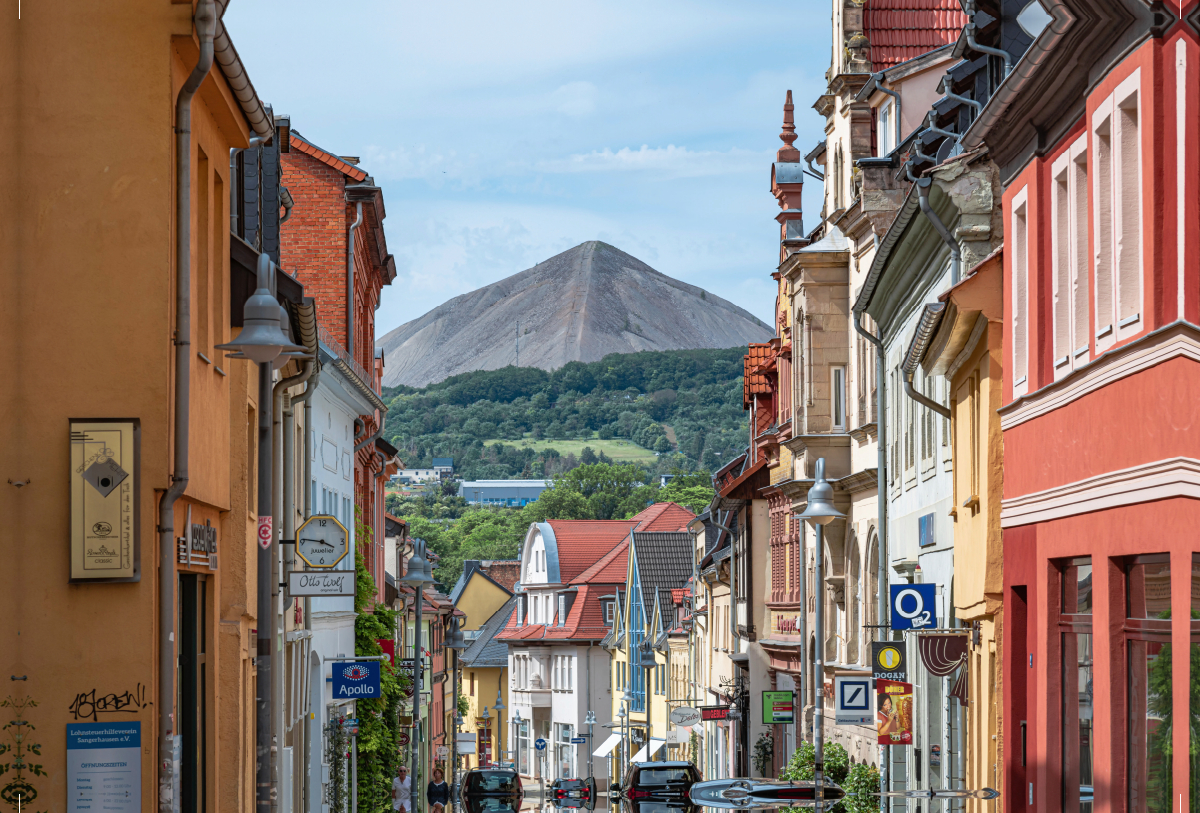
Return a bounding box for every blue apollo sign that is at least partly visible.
[332,661,381,699]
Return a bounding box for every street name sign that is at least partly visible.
[288,570,355,597]
[296,514,349,568]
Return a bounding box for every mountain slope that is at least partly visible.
[376,241,773,388]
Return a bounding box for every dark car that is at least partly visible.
[688,779,845,809]
[610,761,702,809]
[461,767,524,813]
[550,777,597,810]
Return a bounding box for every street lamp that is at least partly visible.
[616,704,628,780]
[403,539,435,813]
[493,690,508,770]
[584,710,597,781]
[635,642,657,762]
[796,459,844,813]
[215,253,308,364]
[445,616,468,806]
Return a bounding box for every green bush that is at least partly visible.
[778,742,851,813]
[841,762,882,813]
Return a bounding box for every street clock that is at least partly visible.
[296,514,349,568]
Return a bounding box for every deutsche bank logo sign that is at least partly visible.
[834,676,873,725]
[890,583,937,630]
[332,661,382,699]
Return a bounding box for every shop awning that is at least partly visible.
[593,733,623,758]
[629,738,666,763]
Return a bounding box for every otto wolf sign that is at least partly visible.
[890,583,937,630]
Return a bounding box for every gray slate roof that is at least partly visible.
[631,532,693,629]
[462,596,517,668]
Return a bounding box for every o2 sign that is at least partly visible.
[890,584,937,630]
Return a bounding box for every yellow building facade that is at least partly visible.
[921,252,1005,808]
[0,3,279,811]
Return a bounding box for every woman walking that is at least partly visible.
[427,766,451,813]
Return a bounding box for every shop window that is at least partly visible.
[1059,557,1093,813]
[1125,554,1172,811]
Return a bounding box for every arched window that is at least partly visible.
[846,534,861,665]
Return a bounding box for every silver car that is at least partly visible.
[688,779,844,809]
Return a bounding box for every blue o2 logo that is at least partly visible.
[890,584,936,630]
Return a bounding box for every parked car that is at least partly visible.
[610,761,702,809]
[549,777,597,810]
[461,767,524,813]
[688,779,845,809]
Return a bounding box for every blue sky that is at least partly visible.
[225,1,831,335]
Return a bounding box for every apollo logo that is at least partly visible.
[343,665,370,681]
[334,662,381,697]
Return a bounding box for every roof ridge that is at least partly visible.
[289,132,369,182]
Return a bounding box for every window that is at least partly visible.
[1012,188,1030,396]
[1093,70,1143,351]
[1059,558,1093,813]
[605,602,615,625]
[1125,554,1171,811]
[878,100,894,156]
[1051,135,1090,377]
[558,594,566,626]
[470,672,475,696]
[831,366,846,431]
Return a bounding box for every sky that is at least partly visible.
[225,1,832,336]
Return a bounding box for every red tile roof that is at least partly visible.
[630,502,696,532]
[546,520,638,582]
[744,344,773,408]
[496,585,617,642]
[289,133,369,182]
[570,538,630,585]
[863,0,966,70]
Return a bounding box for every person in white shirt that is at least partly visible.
[393,765,412,812]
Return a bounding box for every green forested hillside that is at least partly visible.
[381,347,749,480]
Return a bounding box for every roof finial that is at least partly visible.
[777,90,799,162]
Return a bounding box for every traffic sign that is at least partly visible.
[890,583,937,630]
[834,676,873,725]
[571,737,587,744]
[669,706,701,726]
[437,746,449,757]
[296,514,349,568]
[871,642,907,681]
[398,732,411,746]
[534,738,547,751]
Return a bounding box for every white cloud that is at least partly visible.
[540,144,766,177]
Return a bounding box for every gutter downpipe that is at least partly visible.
[851,300,887,805]
[966,19,1012,76]
[346,202,364,353]
[917,177,961,286]
[940,77,982,115]
[272,360,313,813]
[160,4,215,811]
[874,73,901,151]
[292,363,319,813]
[354,425,382,454]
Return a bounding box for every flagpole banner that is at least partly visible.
[917,633,969,703]
[876,680,913,745]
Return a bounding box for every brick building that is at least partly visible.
[281,130,398,602]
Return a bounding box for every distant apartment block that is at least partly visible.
[458,479,548,507]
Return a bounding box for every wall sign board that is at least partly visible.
[67,721,141,813]
[70,420,139,582]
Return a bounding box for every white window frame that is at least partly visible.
[558,594,566,626]
[831,366,847,432]
[605,602,615,625]
[1092,68,1144,353]
[1011,186,1031,398]
[1050,134,1090,379]
[878,100,894,156]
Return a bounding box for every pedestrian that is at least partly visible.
[393,765,412,813]
[427,766,450,813]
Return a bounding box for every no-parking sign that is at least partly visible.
[890,584,937,630]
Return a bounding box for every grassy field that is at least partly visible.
[481,436,659,464]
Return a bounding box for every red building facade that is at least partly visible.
[979,5,1200,810]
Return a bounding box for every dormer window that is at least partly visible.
[558,594,566,626]
[604,602,615,625]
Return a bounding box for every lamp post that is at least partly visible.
[616,703,627,781]
[584,710,597,781]
[402,540,435,813]
[636,642,657,762]
[215,252,308,812]
[795,459,844,813]
[445,617,468,810]
[493,690,507,770]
